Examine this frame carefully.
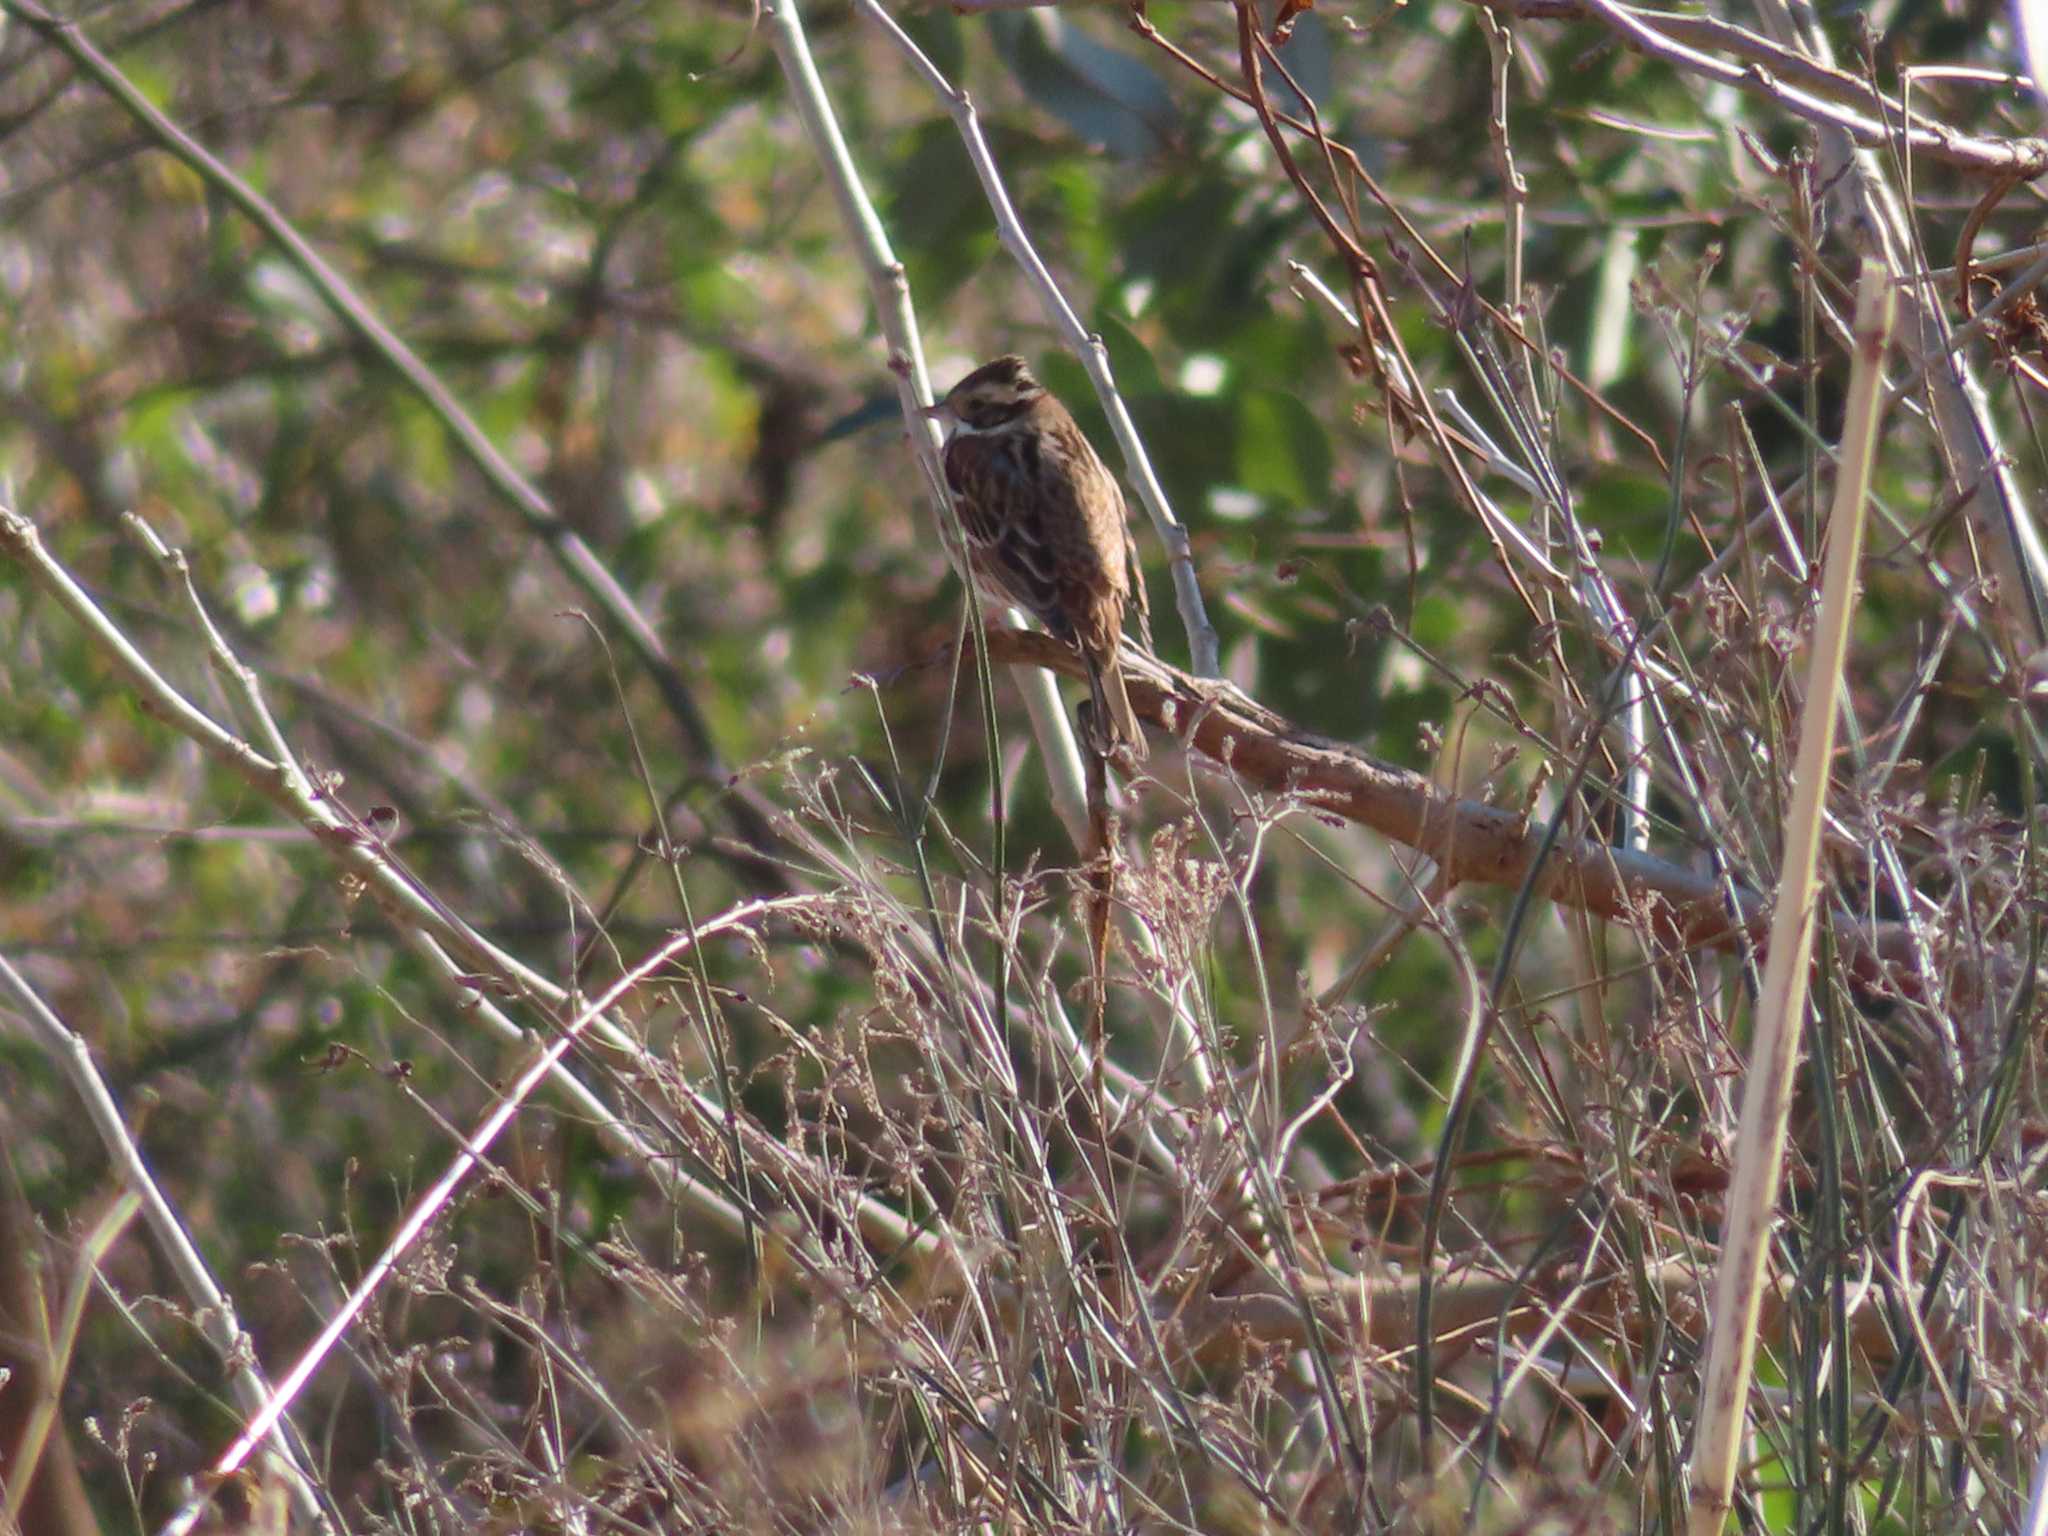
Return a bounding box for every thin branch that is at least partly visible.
[756,0,1093,844]
[1748,0,2048,651]
[187,915,767,1500]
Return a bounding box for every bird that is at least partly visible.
[923,355,1150,761]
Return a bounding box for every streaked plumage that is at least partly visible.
[924,355,1150,760]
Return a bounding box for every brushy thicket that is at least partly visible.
[2,0,2046,1532]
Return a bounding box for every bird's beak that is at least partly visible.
[919,401,950,422]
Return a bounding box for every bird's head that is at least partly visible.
[923,355,1047,432]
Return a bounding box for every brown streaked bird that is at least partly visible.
[923,355,1151,760]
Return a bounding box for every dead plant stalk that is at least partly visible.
[1684,257,1897,1535]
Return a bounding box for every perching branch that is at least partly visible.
[984,627,1979,1006]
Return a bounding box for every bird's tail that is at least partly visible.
[1086,652,1148,762]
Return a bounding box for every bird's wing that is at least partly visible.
[1122,514,1152,652]
[943,433,1067,632]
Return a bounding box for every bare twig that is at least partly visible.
[757,0,1095,844]
[0,956,335,1531]
[187,914,769,1503]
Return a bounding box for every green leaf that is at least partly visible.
[1410,592,1462,651]
[887,121,999,308]
[898,8,965,90]
[986,13,1177,159]
[1235,388,1332,507]
[1087,312,1164,398]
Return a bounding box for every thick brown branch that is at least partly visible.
[986,629,1954,1002]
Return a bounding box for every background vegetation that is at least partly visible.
[1,0,2044,1531]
